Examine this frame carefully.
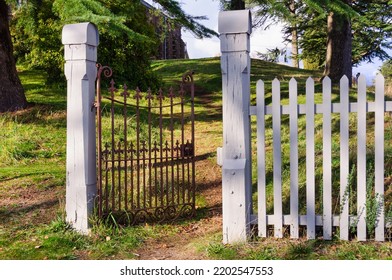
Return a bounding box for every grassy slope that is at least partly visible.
[152,58,392,259]
[154,57,392,218]
[0,58,391,259]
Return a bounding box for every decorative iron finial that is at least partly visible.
[182,71,194,84]
[96,64,113,80]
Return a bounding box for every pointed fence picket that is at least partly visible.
[306,77,316,239]
[375,74,385,241]
[357,75,367,241]
[289,78,299,239]
[272,78,283,238]
[256,80,267,238]
[322,77,332,240]
[251,74,391,241]
[219,10,390,244]
[340,76,350,241]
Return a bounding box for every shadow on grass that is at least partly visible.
[0,199,59,224]
[19,69,66,111]
[3,104,66,129]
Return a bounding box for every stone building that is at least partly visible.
[141,0,188,60]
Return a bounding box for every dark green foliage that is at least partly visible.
[89,0,161,89]
[11,0,64,84]
[11,0,159,87]
[299,1,392,69]
[351,1,392,64]
[250,1,392,73]
[10,0,216,88]
[257,47,286,63]
[220,0,246,10]
[155,0,217,38]
[380,60,392,79]
[250,0,355,28]
[250,0,356,79]
[53,0,149,40]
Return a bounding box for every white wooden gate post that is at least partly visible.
[62,23,99,233]
[219,10,252,244]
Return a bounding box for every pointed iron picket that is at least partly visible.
[95,66,196,225]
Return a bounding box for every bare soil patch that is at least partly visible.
[0,179,62,226]
[134,122,223,260]
[134,203,222,260]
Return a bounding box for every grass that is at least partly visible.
[0,213,181,260]
[1,57,392,259]
[0,67,188,260]
[204,238,392,260]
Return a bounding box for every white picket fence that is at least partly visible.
[219,10,391,243]
[253,75,391,242]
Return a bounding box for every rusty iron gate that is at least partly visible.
[95,65,195,225]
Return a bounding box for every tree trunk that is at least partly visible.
[229,0,245,10]
[0,0,27,112]
[289,0,299,68]
[291,28,299,68]
[323,4,352,85]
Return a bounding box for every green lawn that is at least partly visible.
[1,58,391,259]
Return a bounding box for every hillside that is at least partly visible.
[1,58,392,260]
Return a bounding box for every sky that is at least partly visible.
[180,0,287,59]
[150,0,387,84]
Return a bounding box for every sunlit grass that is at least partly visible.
[1,59,391,259]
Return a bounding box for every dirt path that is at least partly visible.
[0,178,62,227]
[133,90,224,260]
[0,91,224,260]
[134,151,223,260]
[134,213,222,260]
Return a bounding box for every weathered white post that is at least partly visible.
[62,23,99,234]
[219,10,252,244]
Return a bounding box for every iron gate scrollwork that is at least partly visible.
[95,65,195,225]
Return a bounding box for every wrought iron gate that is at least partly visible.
[95,65,195,225]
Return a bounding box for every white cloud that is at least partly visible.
[181,3,285,60]
[185,36,221,58]
[178,2,385,82]
[250,23,285,55]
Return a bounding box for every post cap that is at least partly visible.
[218,10,252,35]
[62,22,99,46]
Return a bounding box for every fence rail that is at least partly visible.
[219,10,392,244]
[255,74,391,241]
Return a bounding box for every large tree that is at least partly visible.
[1,0,216,111]
[248,0,392,84]
[249,0,356,83]
[12,0,160,87]
[324,0,352,83]
[249,0,303,68]
[299,1,392,77]
[0,0,27,112]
